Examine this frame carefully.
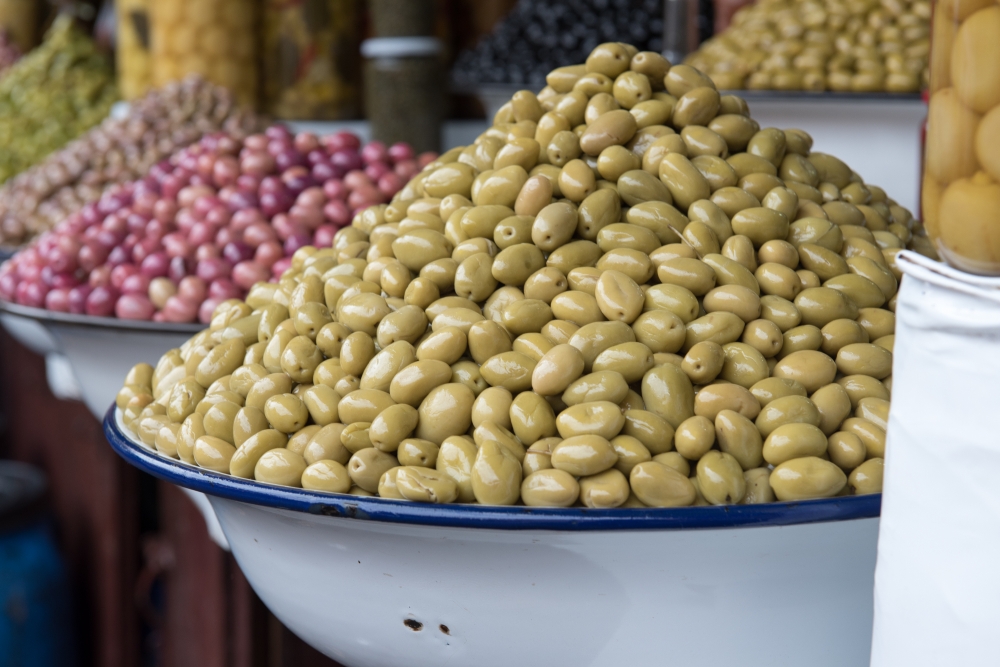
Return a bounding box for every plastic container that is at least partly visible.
[0,462,75,666]
[149,0,258,107]
[260,0,361,120]
[922,0,1000,273]
[115,0,152,100]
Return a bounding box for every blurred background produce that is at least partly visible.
[685,0,931,92]
[0,127,432,321]
[0,14,117,184]
[261,0,361,120]
[452,0,690,88]
[149,0,257,107]
[0,76,262,247]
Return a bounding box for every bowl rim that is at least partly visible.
[0,299,204,334]
[105,406,880,531]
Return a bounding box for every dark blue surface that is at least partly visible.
[104,406,881,531]
[0,522,75,667]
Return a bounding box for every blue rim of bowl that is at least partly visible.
[104,406,880,531]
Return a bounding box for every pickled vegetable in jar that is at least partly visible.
[150,0,258,107]
[923,0,1000,273]
[115,0,152,99]
[261,0,361,120]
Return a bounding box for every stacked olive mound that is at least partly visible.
[0,16,118,185]
[685,0,931,93]
[0,76,264,247]
[118,43,917,508]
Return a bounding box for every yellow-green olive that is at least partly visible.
[849,458,884,495]
[697,451,747,504]
[770,456,847,500]
[194,435,236,473]
[622,409,675,455]
[630,461,696,507]
[416,383,475,445]
[749,377,807,407]
[794,375,844,430]
[348,448,399,493]
[763,423,828,465]
[681,341,725,384]
[641,363,695,429]
[742,468,775,504]
[836,343,893,379]
[773,350,837,392]
[716,409,764,470]
[694,382,761,421]
[673,415,715,460]
[755,394,821,437]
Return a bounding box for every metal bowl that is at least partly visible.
[105,406,880,667]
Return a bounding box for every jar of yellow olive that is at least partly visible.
[115,0,152,100]
[923,0,1000,273]
[149,0,258,107]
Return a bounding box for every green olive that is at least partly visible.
[510,391,558,444]
[716,409,764,470]
[694,382,761,421]
[697,451,747,504]
[674,415,715,460]
[763,423,828,465]
[849,458,884,495]
[629,461,697,507]
[681,341,725,384]
[742,468,775,504]
[770,457,847,501]
[348,448,399,493]
[755,394,821,437]
[641,364,695,429]
[518,469,579,507]
[811,383,853,435]
[828,431,867,471]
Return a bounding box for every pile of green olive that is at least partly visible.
[118,43,929,508]
[686,0,931,93]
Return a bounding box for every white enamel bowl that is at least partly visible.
[105,407,880,667]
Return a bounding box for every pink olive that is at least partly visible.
[232,261,270,290]
[121,273,151,295]
[116,293,156,320]
[254,241,283,267]
[86,286,118,317]
[45,288,71,312]
[198,298,222,324]
[162,295,198,323]
[178,276,207,304]
[88,265,112,288]
[68,285,92,314]
[388,142,416,162]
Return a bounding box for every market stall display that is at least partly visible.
[116,44,923,509]
[685,0,931,92]
[0,15,117,185]
[0,127,432,323]
[0,76,262,249]
[921,0,1000,273]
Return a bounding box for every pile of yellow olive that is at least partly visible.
[686,0,931,93]
[118,43,929,508]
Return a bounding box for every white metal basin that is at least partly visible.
[105,407,881,667]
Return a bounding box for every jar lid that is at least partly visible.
[0,461,47,530]
[361,37,443,59]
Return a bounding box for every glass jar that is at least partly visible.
[149,0,258,107]
[115,0,152,100]
[260,0,361,120]
[923,0,1000,274]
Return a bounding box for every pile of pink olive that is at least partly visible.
[0,127,436,323]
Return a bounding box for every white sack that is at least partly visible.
[871,251,1000,666]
